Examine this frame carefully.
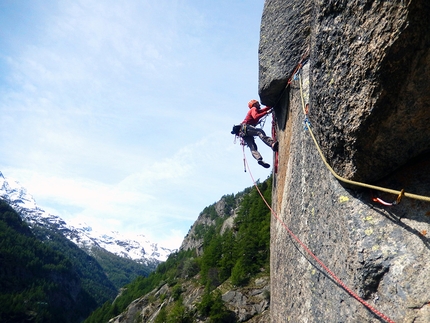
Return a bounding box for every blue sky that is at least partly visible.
[0,0,273,249]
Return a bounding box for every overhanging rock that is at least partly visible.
[259,0,430,182]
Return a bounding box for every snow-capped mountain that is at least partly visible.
[0,171,174,264]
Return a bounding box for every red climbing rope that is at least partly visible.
[271,114,279,174]
[243,156,396,323]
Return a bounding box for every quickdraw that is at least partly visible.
[372,189,405,206]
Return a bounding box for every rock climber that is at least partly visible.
[235,99,278,168]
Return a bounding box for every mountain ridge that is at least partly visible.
[0,171,174,265]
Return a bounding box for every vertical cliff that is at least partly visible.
[261,0,430,322]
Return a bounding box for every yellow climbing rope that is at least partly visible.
[298,73,430,203]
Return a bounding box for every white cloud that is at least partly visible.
[0,0,267,249]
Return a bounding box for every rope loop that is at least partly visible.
[295,72,430,204]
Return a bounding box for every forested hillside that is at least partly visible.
[0,200,97,322]
[31,224,152,291]
[84,177,272,323]
[0,199,153,323]
[0,176,272,323]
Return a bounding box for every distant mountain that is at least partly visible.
[0,171,174,266]
[0,170,178,322]
[84,179,272,323]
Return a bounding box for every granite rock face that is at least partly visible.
[260,1,430,322]
[260,0,430,182]
[259,0,313,107]
[310,0,430,182]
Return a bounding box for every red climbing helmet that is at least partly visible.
[248,99,259,109]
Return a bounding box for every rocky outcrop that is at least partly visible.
[221,276,270,322]
[108,191,269,323]
[109,275,269,323]
[180,195,240,255]
[261,1,430,322]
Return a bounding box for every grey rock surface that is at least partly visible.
[270,57,430,322]
[259,0,313,107]
[259,2,430,322]
[260,0,430,183]
[310,0,430,182]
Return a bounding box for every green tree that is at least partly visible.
[154,307,167,323]
[0,200,98,322]
[167,298,193,323]
[197,289,234,323]
[209,291,235,323]
[230,257,249,286]
[218,230,236,282]
[171,284,183,301]
[200,235,222,287]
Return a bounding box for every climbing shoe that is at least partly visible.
[272,141,279,152]
[258,160,270,168]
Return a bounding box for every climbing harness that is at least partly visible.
[233,108,274,172]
